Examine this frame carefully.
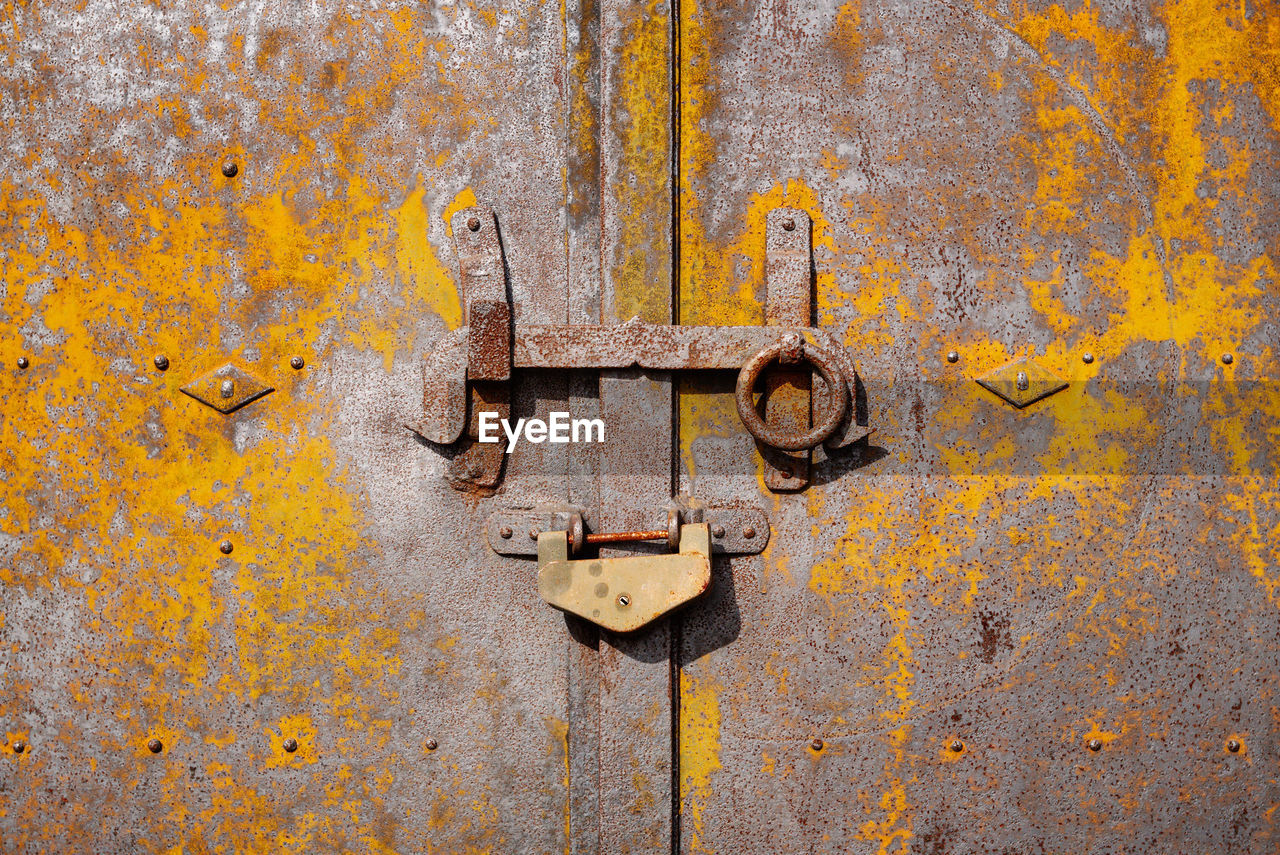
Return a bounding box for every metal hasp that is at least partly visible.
[538,523,712,633]
[410,205,869,491]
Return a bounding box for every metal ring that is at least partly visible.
[735,340,850,451]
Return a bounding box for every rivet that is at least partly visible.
[467,217,481,232]
[712,525,725,539]
[220,378,235,398]
[1088,738,1102,752]
[1015,371,1029,391]
[221,160,238,178]
[290,356,305,370]
[499,526,513,539]
[946,350,959,364]
[12,741,25,754]
[425,738,438,751]
[1082,353,1094,364]
[782,218,796,232]
[810,738,824,751]
[528,529,540,541]
[950,739,964,753]
[617,594,631,607]
[147,738,163,754]
[283,737,298,753]
[1222,353,1234,365]
[219,540,234,555]
[1228,739,1241,753]
[153,354,170,371]
[742,526,756,539]
[16,356,29,369]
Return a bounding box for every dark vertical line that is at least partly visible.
[669,0,682,853]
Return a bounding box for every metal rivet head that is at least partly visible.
[290,356,305,370]
[1222,353,1234,365]
[617,594,631,607]
[467,217,481,232]
[219,540,233,555]
[498,526,513,539]
[712,525,725,539]
[1082,353,1094,364]
[810,738,824,751]
[946,350,959,364]
[1088,738,1102,752]
[153,354,170,371]
[742,526,756,539]
[12,741,25,754]
[221,160,238,178]
[220,378,235,398]
[528,529,540,541]
[147,738,163,754]
[425,738,438,751]
[16,356,29,369]
[1015,371,1029,391]
[782,218,796,231]
[950,739,964,753]
[283,737,298,753]
[1228,739,1241,753]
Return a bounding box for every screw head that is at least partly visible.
[742,526,756,539]
[283,737,298,753]
[711,525,725,539]
[1228,739,1241,753]
[467,216,481,232]
[12,741,25,754]
[498,526,513,539]
[16,356,29,369]
[950,739,964,753]
[810,737,824,751]
[1082,352,1095,364]
[1088,738,1102,752]
[219,540,233,555]
[290,356,305,370]
[147,738,163,754]
[425,738,438,751]
[1222,352,1234,365]
[617,594,631,607]
[221,159,238,178]
[782,218,796,232]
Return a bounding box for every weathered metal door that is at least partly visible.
[3,1,1278,853]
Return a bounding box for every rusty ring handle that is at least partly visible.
[735,339,850,451]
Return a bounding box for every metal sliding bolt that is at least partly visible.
[219,540,234,555]
[153,354,170,371]
[283,738,298,753]
[147,738,163,754]
[584,530,669,547]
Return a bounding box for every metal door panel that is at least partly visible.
[0,2,580,851]
[676,0,1278,852]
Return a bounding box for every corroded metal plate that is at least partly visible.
[975,357,1069,409]
[180,362,274,414]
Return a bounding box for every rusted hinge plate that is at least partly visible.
[487,504,769,557]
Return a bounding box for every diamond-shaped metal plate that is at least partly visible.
[976,357,1067,409]
[181,363,274,414]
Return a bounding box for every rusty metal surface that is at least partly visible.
[676,1,1280,853]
